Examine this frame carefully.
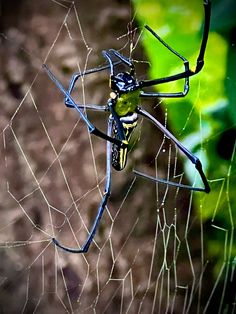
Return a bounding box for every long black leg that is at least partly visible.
[138,0,211,93]
[65,61,122,108]
[72,104,108,111]
[52,117,113,253]
[108,49,135,74]
[65,100,108,112]
[64,97,127,145]
[140,23,190,98]
[102,50,116,76]
[140,60,190,98]
[102,49,135,77]
[42,64,127,148]
[135,107,210,193]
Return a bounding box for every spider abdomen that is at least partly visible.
[112,113,138,171]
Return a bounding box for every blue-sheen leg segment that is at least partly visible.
[52,117,113,253]
[42,64,127,148]
[64,60,122,108]
[135,107,210,193]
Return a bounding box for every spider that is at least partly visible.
[43,0,211,253]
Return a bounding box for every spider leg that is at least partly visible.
[75,104,108,111]
[65,100,108,112]
[138,0,211,94]
[42,64,127,148]
[102,49,135,76]
[140,24,190,98]
[65,61,122,108]
[140,64,190,98]
[135,107,210,193]
[108,49,135,74]
[52,117,113,253]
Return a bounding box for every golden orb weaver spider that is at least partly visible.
[43,0,211,253]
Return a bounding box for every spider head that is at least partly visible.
[110,72,138,94]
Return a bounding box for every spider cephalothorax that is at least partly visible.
[43,0,211,253]
[110,72,138,94]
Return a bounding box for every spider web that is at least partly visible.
[0,0,235,313]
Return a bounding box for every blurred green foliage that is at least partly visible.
[132,0,236,276]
